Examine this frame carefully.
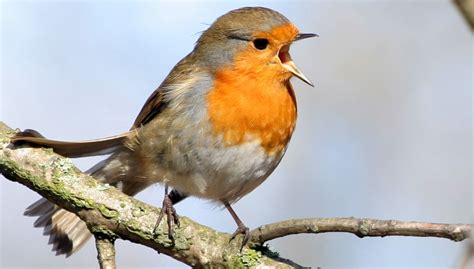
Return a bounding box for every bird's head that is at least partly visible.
[194,7,316,86]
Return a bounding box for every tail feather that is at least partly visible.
[19,131,151,257]
[23,153,114,256]
[12,129,131,158]
[25,198,55,216]
[26,198,92,256]
[33,212,53,228]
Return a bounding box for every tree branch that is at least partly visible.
[95,235,117,269]
[0,121,472,267]
[453,0,474,31]
[249,218,471,247]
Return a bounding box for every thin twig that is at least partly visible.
[95,236,117,269]
[250,218,472,246]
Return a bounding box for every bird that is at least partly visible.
[12,6,316,256]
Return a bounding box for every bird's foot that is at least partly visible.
[229,223,250,251]
[153,194,180,244]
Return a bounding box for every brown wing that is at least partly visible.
[131,53,195,129]
[131,88,167,129]
[12,129,130,158]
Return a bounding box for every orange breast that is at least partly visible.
[207,62,297,154]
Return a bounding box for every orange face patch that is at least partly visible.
[206,23,299,154]
[254,23,299,45]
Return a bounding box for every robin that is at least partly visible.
[12,6,316,255]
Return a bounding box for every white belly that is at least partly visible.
[167,137,285,203]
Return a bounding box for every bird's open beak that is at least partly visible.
[278,33,317,87]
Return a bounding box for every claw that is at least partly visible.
[229,224,250,252]
[153,187,180,245]
[223,201,250,251]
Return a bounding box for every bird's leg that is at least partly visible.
[224,201,249,251]
[154,184,181,244]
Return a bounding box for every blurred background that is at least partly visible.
[1,0,472,268]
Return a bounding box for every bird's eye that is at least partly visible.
[253,38,269,50]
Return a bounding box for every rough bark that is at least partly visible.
[95,236,117,269]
